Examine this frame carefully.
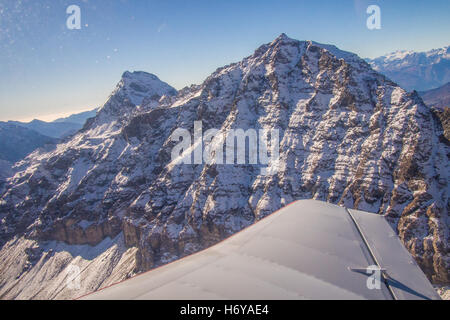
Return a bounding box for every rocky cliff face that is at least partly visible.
[0,35,448,299]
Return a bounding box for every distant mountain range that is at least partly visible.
[419,82,450,110]
[5,119,82,139]
[0,109,98,183]
[6,109,98,139]
[0,123,58,163]
[367,46,450,91]
[53,109,99,126]
[368,48,449,144]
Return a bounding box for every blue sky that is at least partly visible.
[0,0,449,121]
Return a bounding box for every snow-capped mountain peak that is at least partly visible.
[119,71,177,106]
[96,71,177,122]
[0,35,448,299]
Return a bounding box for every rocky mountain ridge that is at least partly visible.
[0,34,448,299]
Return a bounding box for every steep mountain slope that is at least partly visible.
[367,46,450,91]
[0,123,58,163]
[0,35,448,299]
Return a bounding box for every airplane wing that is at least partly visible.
[80,200,440,300]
